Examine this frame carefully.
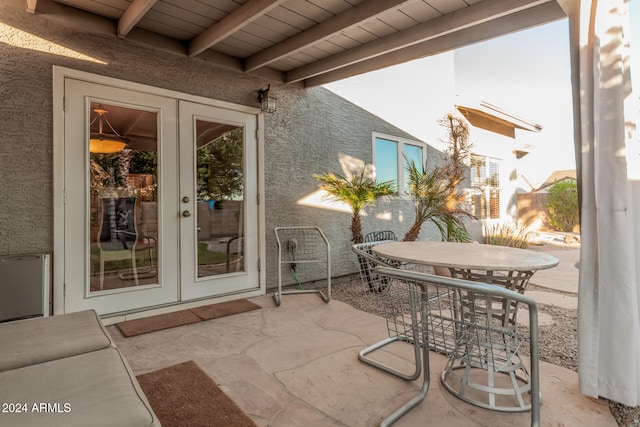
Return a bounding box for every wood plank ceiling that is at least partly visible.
[28,0,567,87]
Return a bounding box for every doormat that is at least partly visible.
[137,360,258,427]
[116,299,261,337]
[190,299,261,321]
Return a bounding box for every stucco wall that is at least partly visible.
[0,0,444,293]
[263,84,444,287]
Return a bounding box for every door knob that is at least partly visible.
[182,210,191,217]
[182,196,190,203]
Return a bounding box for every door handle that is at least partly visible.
[182,210,191,217]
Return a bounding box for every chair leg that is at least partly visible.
[100,254,105,291]
[358,336,422,381]
[380,345,431,427]
[131,253,139,285]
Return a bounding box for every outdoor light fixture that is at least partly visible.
[258,84,276,113]
[89,104,129,154]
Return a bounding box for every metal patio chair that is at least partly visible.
[96,196,150,289]
[351,241,400,293]
[363,267,541,427]
[363,230,397,242]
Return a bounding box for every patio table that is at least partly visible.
[373,241,558,295]
[371,241,559,414]
[371,241,558,280]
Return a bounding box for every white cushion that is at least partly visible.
[0,310,112,372]
[0,347,158,427]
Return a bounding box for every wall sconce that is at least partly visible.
[258,84,276,113]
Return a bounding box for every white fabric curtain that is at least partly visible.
[569,0,640,406]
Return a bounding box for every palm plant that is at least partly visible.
[403,160,470,242]
[403,113,473,242]
[314,169,395,243]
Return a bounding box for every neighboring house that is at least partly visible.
[325,69,546,238]
[534,169,577,193]
[454,101,543,228]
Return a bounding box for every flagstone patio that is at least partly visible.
[110,271,615,426]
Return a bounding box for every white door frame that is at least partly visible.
[52,66,266,316]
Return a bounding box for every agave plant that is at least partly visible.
[403,160,470,242]
[314,169,395,243]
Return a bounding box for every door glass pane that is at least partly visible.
[89,102,159,291]
[195,120,245,278]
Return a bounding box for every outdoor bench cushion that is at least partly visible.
[0,310,112,372]
[0,347,158,427]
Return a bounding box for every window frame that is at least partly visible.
[372,132,427,194]
[469,153,502,219]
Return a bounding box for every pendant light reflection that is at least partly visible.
[89,105,129,154]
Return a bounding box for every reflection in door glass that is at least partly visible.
[88,102,159,292]
[195,120,245,278]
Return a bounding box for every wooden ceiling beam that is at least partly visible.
[244,0,412,72]
[287,0,553,84]
[188,0,286,57]
[117,0,158,38]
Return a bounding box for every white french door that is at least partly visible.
[60,74,260,316]
[178,100,259,300]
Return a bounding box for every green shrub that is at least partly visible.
[546,180,579,232]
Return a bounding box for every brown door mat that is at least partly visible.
[137,360,258,427]
[116,299,261,337]
[191,299,260,321]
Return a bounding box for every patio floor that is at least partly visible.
[110,263,616,427]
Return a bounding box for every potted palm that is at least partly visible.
[314,169,395,243]
[403,113,473,242]
[403,160,470,242]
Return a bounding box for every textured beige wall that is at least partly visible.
[0,0,443,288]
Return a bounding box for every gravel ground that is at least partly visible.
[332,243,639,427]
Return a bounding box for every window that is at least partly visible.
[374,133,425,193]
[469,154,501,219]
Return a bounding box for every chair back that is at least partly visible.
[351,241,399,293]
[364,230,397,242]
[98,197,138,250]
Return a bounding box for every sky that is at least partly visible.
[324,2,640,187]
[454,18,575,185]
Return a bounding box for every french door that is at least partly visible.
[61,75,260,315]
[178,101,259,301]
